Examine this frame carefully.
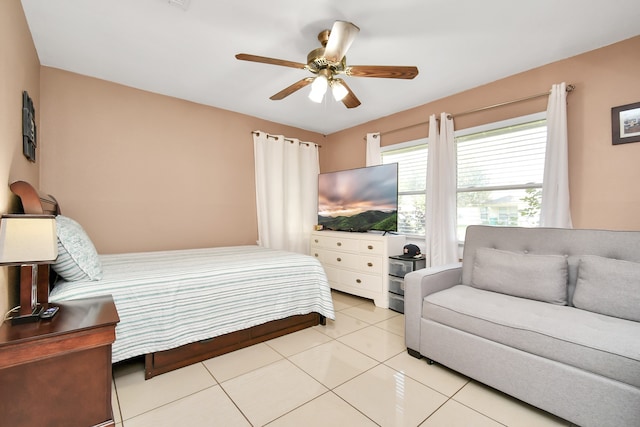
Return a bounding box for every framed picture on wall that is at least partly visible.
[22,91,37,162]
[611,101,640,145]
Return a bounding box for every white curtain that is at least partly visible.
[253,131,319,254]
[540,82,573,228]
[426,113,459,267]
[366,132,381,166]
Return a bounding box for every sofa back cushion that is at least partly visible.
[471,248,568,304]
[573,255,640,322]
[461,226,640,305]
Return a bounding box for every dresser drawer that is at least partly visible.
[360,255,383,274]
[323,251,360,269]
[359,239,384,255]
[323,252,383,274]
[311,234,359,252]
[324,266,382,292]
[339,269,383,292]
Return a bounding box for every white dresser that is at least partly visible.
[310,230,405,308]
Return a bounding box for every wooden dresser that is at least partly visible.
[310,230,405,308]
[0,295,120,427]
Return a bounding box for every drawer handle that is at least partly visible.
[368,245,373,250]
[367,262,373,267]
[337,257,342,262]
[356,279,362,284]
[314,253,319,257]
[314,239,319,243]
[337,242,342,246]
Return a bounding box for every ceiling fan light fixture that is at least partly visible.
[331,80,348,101]
[308,75,328,103]
[236,20,418,108]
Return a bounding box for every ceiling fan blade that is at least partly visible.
[335,79,361,109]
[324,21,360,63]
[235,53,306,70]
[270,78,314,100]
[347,65,419,79]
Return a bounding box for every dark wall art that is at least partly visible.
[22,91,36,162]
[611,101,640,145]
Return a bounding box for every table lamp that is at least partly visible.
[0,214,58,324]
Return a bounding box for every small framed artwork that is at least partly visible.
[611,101,640,145]
[22,91,37,162]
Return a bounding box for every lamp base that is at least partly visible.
[11,306,43,325]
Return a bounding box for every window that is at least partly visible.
[381,141,427,236]
[456,114,546,240]
[380,113,547,240]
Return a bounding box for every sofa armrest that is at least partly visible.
[404,263,462,353]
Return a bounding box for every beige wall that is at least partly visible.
[39,67,325,254]
[323,36,640,231]
[0,0,41,315]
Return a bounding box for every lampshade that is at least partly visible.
[331,80,349,102]
[0,215,58,265]
[308,75,328,103]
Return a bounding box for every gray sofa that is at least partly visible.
[405,225,640,427]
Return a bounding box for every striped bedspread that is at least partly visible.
[49,245,335,363]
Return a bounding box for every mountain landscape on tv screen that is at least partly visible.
[318,210,397,232]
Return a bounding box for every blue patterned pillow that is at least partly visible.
[52,215,103,281]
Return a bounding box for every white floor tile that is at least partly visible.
[289,340,378,389]
[334,364,449,427]
[111,379,121,423]
[341,303,400,324]
[314,311,369,339]
[375,313,405,337]
[266,391,378,427]
[265,327,333,357]
[221,359,327,426]
[338,325,406,362]
[331,290,370,310]
[202,342,283,382]
[454,381,570,427]
[385,352,469,397]
[124,386,250,427]
[114,360,216,421]
[420,399,503,427]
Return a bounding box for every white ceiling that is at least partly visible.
[21,0,640,135]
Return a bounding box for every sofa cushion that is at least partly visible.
[423,285,640,388]
[471,248,568,305]
[573,255,640,322]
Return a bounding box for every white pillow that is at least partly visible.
[52,215,103,281]
[573,255,640,322]
[471,248,568,305]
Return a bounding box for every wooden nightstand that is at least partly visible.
[0,295,120,427]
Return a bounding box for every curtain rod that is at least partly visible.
[251,131,321,148]
[364,84,575,140]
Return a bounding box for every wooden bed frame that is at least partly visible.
[10,180,326,379]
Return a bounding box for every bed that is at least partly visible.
[10,181,334,379]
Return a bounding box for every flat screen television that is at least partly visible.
[317,163,398,232]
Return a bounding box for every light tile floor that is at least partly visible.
[111,291,572,427]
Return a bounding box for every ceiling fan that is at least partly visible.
[235,21,419,108]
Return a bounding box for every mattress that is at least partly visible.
[49,245,335,363]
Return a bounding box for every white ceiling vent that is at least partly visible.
[168,0,190,11]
